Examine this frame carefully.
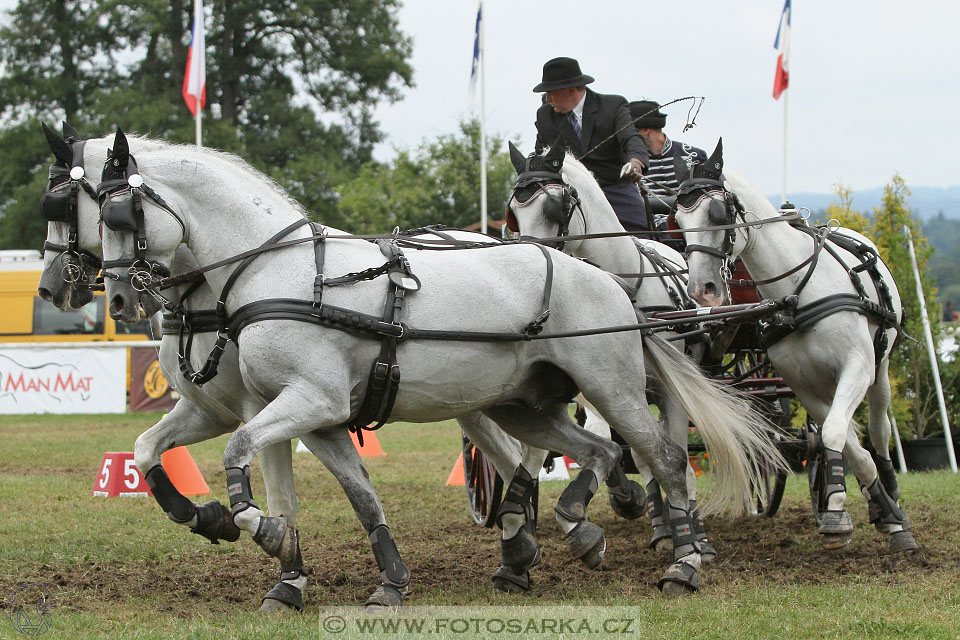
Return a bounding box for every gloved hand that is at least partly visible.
[619,157,646,182]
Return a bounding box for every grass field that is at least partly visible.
[1,413,958,639]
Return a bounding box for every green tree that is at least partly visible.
[0,0,413,249]
[869,175,945,438]
[335,119,518,234]
[825,183,871,234]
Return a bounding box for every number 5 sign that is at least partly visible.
[92,452,150,497]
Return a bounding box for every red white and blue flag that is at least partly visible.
[182,0,206,116]
[772,0,791,99]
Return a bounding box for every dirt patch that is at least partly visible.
[5,495,954,613]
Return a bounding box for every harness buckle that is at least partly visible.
[137,238,147,251]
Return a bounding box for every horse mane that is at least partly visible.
[721,169,779,220]
[122,134,309,218]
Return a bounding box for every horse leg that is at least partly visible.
[134,400,241,544]
[223,384,350,568]
[255,440,311,613]
[584,395,700,595]
[862,361,916,552]
[646,382,714,560]
[300,429,411,610]
[456,412,535,593]
[817,359,872,550]
[484,402,622,572]
[579,399,647,522]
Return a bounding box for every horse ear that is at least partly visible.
[41,122,73,165]
[508,141,526,174]
[673,156,690,184]
[543,135,565,171]
[111,128,130,165]
[706,137,723,175]
[61,120,80,142]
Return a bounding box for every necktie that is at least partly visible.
[567,112,582,140]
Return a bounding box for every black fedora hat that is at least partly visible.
[629,100,667,129]
[533,57,595,93]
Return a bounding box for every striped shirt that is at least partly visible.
[643,136,707,196]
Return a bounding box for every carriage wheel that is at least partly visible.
[802,421,828,524]
[747,398,790,518]
[748,445,788,517]
[462,433,504,527]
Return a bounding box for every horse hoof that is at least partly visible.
[501,528,539,576]
[649,524,672,552]
[566,521,605,569]
[818,510,853,535]
[889,530,918,553]
[492,565,530,594]
[258,597,297,615]
[191,500,241,544]
[699,540,717,563]
[821,533,852,550]
[657,560,699,595]
[365,584,403,612]
[254,517,299,566]
[608,481,646,520]
[660,581,696,597]
[260,580,304,612]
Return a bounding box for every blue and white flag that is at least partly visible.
[468,2,482,102]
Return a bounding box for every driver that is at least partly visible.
[533,57,650,232]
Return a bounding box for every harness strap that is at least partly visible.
[523,243,555,336]
[349,239,414,444]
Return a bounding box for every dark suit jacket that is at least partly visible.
[535,89,649,188]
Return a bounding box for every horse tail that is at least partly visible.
[642,332,788,517]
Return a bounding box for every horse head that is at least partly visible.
[505,140,582,249]
[669,138,744,306]
[100,128,185,323]
[37,122,103,309]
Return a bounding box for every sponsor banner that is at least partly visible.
[0,348,126,414]
[130,347,177,412]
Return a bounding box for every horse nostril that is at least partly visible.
[110,295,125,314]
[38,287,53,302]
[703,282,717,297]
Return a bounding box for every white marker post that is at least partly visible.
[903,225,957,473]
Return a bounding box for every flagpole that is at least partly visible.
[194,0,203,147]
[781,89,787,205]
[479,2,487,235]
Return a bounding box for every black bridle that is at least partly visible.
[673,177,743,265]
[506,159,581,251]
[39,138,103,286]
[97,152,185,297]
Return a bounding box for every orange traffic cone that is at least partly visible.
[161,446,210,496]
[446,452,465,486]
[349,429,386,457]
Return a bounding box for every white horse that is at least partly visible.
[36,124,443,610]
[671,139,916,552]
[503,142,719,559]
[36,125,557,601]
[97,129,783,596]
